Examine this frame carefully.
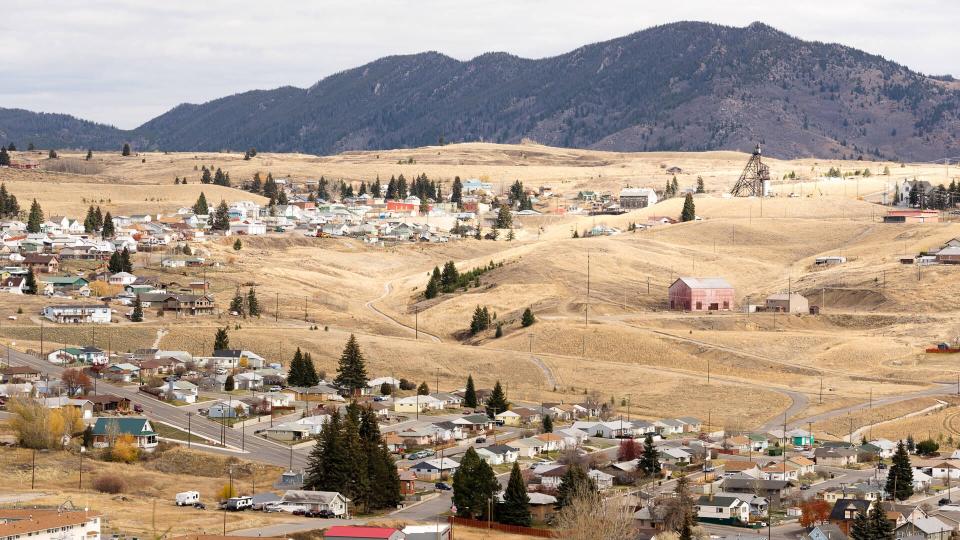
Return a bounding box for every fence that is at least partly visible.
[448,516,557,538]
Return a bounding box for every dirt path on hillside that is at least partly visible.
[364,281,442,343]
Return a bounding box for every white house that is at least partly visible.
[280,490,349,517]
[588,469,615,490]
[869,438,899,459]
[696,495,750,523]
[229,220,267,236]
[508,437,546,458]
[108,272,138,286]
[410,458,460,480]
[208,400,250,419]
[393,395,445,413]
[41,304,111,324]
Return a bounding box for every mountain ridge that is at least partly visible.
[1,21,958,161]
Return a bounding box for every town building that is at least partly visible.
[668,277,735,311]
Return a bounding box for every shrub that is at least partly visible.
[399,378,416,391]
[93,475,126,494]
[110,434,140,463]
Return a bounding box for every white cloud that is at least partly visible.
[0,0,955,129]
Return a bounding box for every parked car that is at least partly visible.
[420,449,436,458]
[939,498,951,506]
[269,385,282,392]
[475,437,486,444]
[800,484,810,491]
[133,403,144,413]
[192,502,206,510]
[306,509,335,518]
[435,482,452,491]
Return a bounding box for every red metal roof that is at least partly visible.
[323,526,397,538]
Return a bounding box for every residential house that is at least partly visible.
[393,395,445,413]
[535,433,566,452]
[41,304,111,323]
[495,410,522,426]
[429,392,463,408]
[477,445,519,465]
[451,413,493,433]
[0,275,26,294]
[23,254,59,273]
[894,517,953,540]
[588,469,615,490]
[41,396,94,419]
[0,365,42,383]
[830,499,873,535]
[91,417,158,452]
[555,427,590,448]
[47,346,107,366]
[619,187,659,209]
[509,437,546,458]
[40,276,90,296]
[761,462,801,481]
[409,458,460,480]
[540,465,570,490]
[207,400,250,419]
[86,394,131,413]
[815,447,858,467]
[0,509,102,540]
[695,495,751,524]
[403,525,451,540]
[323,527,404,540]
[722,477,794,505]
[280,490,349,517]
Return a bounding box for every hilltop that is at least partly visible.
[2,21,959,160]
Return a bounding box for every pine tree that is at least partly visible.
[86,149,93,161]
[233,238,242,251]
[193,192,209,215]
[25,270,38,295]
[26,199,43,233]
[440,261,459,290]
[639,433,661,476]
[120,247,133,273]
[305,410,348,492]
[425,274,439,299]
[498,461,532,526]
[417,382,430,395]
[464,375,478,408]
[495,205,512,229]
[84,205,97,233]
[213,200,229,230]
[0,147,9,167]
[224,374,235,392]
[277,189,288,205]
[451,176,463,207]
[886,441,914,500]
[108,251,122,273]
[230,288,245,317]
[671,176,679,195]
[200,166,212,184]
[470,305,489,334]
[247,288,260,317]
[494,323,503,338]
[93,206,103,231]
[287,348,306,387]
[334,334,368,395]
[696,176,705,193]
[868,499,894,540]
[556,464,597,508]
[542,414,553,433]
[213,327,229,351]
[101,212,115,238]
[521,307,535,327]
[452,447,500,519]
[680,193,696,222]
[849,508,871,540]
[302,352,319,386]
[121,143,131,157]
[359,405,401,510]
[485,380,509,418]
[131,296,143,322]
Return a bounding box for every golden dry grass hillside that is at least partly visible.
[2,142,960,435]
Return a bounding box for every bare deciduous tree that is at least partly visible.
[555,485,635,540]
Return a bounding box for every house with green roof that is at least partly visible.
[39,275,90,296]
[91,417,158,452]
[46,346,107,366]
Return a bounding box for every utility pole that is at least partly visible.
[585,250,590,327]
[415,308,419,340]
[275,292,279,322]
[187,412,193,449]
[819,377,823,404]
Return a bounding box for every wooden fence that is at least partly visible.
[448,516,557,538]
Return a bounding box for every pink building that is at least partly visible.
[668,277,735,311]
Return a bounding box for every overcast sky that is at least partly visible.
[1,0,956,129]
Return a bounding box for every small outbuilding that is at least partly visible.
[764,293,809,314]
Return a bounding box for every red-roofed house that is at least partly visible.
[322,526,405,540]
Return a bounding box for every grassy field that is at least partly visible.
[1,143,959,432]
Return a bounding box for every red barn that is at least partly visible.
[668,277,735,311]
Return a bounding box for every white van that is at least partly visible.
[175,491,200,506]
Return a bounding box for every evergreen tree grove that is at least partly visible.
[452,447,500,519]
